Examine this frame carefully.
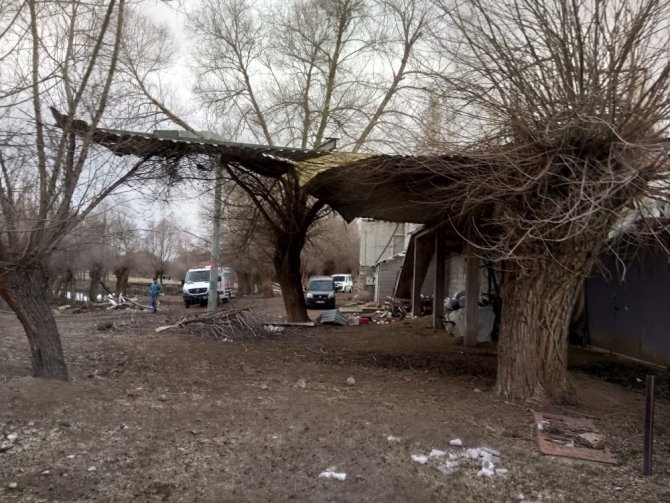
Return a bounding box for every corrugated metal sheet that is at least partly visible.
[586,244,670,367]
[319,309,350,326]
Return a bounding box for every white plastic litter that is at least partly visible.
[477,467,495,477]
[465,448,481,460]
[449,438,463,446]
[387,435,401,443]
[429,449,447,458]
[319,471,346,481]
[447,305,495,342]
[437,460,460,474]
[411,454,428,464]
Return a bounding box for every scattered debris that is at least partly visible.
[1,431,18,452]
[7,482,18,490]
[411,454,428,464]
[437,460,459,474]
[263,321,315,327]
[533,412,616,464]
[345,376,356,386]
[295,378,307,390]
[578,432,606,449]
[319,309,350,326]
[156,309,269,342]
[318,471,347,481]
[412,443,507,477]
[87,466,97,472]
[449,438,463,446]
[370,297,409,324]
[387,435,401,443]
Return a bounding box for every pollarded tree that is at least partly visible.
[175,0,433,320]
[0,0,157,380]
[425,0,670,401]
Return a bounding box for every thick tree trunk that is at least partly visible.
[496,253,593,402]
[114,266,130,296]
[274,234,309,322]
[0,265,69,381]
[88,263,102,302]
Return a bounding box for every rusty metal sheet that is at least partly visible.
[534,411,617,464]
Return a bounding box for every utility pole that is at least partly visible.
[208,160,223,312]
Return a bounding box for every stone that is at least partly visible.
[346,376,356,386]
[577,432,605,449]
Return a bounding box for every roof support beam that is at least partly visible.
[464,242,481,346]
[433,228,447,329]
[411,233,434,316]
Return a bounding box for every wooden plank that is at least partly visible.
[534,411,617,464]
[411,234,434,316]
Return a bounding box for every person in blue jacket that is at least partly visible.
[148,278,161,313]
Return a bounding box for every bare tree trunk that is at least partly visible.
[0,266,69,381]
[114,266,129,296]
[496,254,591,403]
[51,275,64,300]
[121,272,129,296]
[274,234,309,322]
[88,263,102,302]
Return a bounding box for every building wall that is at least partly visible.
[358,220,409,296]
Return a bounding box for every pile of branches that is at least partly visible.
[157,309,268,342]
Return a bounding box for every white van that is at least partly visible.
[332,274,353,293]
[183,265,238,308]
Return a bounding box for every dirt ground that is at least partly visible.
[1,294,669,503]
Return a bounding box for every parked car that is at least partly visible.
[332,273,353,293]
[305,276,336,309]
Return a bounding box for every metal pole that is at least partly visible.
[208,161,223,312]
[642,375,655,476]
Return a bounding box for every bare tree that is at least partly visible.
[0,1,157,380]
[107,211,139,296]
[143,213,180,283]
[135,0,433,321]
[422,0,670,401]
[302,216,360,279]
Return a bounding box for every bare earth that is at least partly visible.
[1,295,668,502]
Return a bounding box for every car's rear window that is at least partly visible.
[332,275,345,281]
[308,280,334,291]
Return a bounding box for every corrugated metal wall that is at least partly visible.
[375,256,404,304]
[586,244,670,367]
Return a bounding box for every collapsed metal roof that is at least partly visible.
[50,108,338,178]
[54,109,473,227]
